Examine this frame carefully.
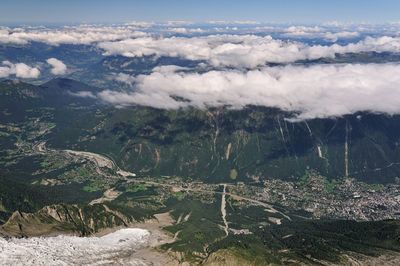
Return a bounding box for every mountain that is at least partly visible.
[2,78,400,184]
[0,78,99,118]
[40,89,400,184]
[1,78,400,264]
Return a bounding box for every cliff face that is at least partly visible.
[1,204,133,237]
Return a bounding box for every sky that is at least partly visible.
[1,0,400,24]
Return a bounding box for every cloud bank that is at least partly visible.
[1,24,400,68]
[97,63,400,120]
[46,58,67,75]
[0,61,40,78]
[282,26,360,41]
[3,23,400,120]
[0,25,147,45]
[98,35,400,68]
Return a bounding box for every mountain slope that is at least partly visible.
[49,104,400,184]
[3,78,400,184]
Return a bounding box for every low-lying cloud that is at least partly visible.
[46,58,67,75]
[2,24,400,68]
[98,35,400,68]
[97,63,400,120]
[0,61,40,78]
[0,25,147,45]
[282,26,360,41]
[3,23,400,121]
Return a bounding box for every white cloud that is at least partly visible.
[99,35,311,67]
[284,25,323,35]
[113,73,136,85]
[0,25,147,46]
[97,63,400,120]
[46,58,67,75]
[164,20,194,26]
[207,20,261,25]
[167,27,205,34]
[0,66,11,77]
[111,66,189,86]
[98,34,400,68]
[1,24,399,68]
[323,31,360,42]
[123,21,155,28]
[282,26,360,41]
[0,61,40,78]
[68,91,96,98]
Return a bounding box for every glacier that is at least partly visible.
[0,228,150,265]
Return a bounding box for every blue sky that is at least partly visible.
[0,0,400,24]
